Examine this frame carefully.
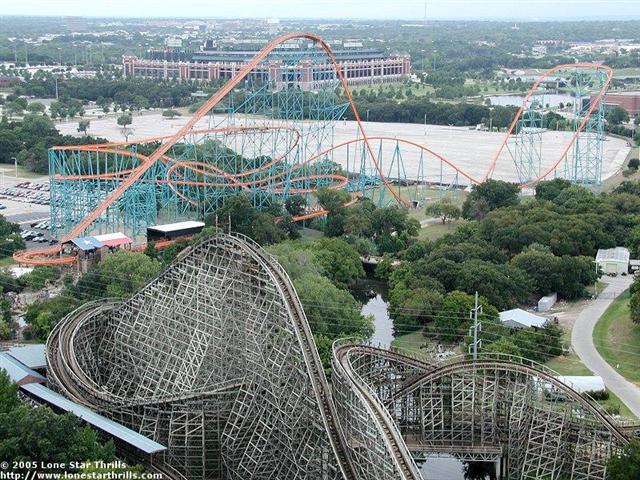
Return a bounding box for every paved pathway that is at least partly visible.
[571,275,640,417]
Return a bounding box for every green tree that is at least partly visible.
[607,440,640,480]
[312,238,365,290]
[294,273,372,339]
[21,266,59,290]
[24,296,80,341]
[284,195,307,217]
[77,119,90,134]
[425,199,461,224]
[26,101,46,113]
[432,291,499,343]
[535,178,573,202]
[606,105,630,126]
[97,251,161,298]
[162,109,181,118]
[462,179,520,220]
[630,291,640,324]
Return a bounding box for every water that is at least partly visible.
[356,278,494,480]
[488,93,579,108]
[419,456,466,479]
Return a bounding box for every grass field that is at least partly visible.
[593,290,640,385]
[417,219,466,241]
[0,257,16,268]
[391,329,429,359]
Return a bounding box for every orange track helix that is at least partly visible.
[13,34,613,266]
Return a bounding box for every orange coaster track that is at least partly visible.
[13,33,613,266]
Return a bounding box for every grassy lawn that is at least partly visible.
[391,329,429,360]
[417,220,466,241]
[545,354,593,376]
[0,257,16,268]
[593,290,640,385]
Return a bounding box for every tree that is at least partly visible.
[294,273,372,339]
[432,291,499,343]
[77,119,90,134]
[117,113,133,141]
[311,238,365,290]
[162,109,181,119]
[21,266,59,290]
[24,296,80,341]
[607,440,640,480]
[284,195,307,217]
[606,105,630,126]
[630,291,640,324]
[462,179,520,220]
[535,178,573,202]
[425,199,461,224]
[0,370,116,469]
[96,251,161,298]
[26,101,46,113]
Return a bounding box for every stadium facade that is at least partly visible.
[122,43,411,90]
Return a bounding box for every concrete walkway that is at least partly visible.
[570,275,640,418]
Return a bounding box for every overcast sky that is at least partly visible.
[2,0,638,20]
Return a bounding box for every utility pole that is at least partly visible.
[468,291,482,361]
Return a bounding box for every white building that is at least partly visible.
[499,308,548,329]
[596,247,630,275]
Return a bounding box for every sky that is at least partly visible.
[2,0,639,20]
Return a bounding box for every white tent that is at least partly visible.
[499,308,548,329]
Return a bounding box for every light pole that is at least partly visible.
[489,107,494,132]
[366,109,370,122]
[11,157,17,178]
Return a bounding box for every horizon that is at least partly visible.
[1,0,639,22]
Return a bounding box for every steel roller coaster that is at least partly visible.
[47,233,633,479]
[13,32,613,266]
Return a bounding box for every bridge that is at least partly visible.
[46,233,630,480]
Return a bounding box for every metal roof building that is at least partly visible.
[0,352,46,386]
[93,232,133,248]
[500,308,549,329]
[6,344,46,369]
[21,383,166,454]
[596,247,630,275]
[147,221,205,241]
[70,236,104,251]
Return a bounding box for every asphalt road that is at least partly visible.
[570,275,640,417]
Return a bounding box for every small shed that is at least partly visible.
[499,308,548,329]
[596,247,630,275]
[147,221,205,242]
[68,236,104,257]
[538,293,557,313]
[93,232,133,251]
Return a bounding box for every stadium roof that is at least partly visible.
[0,352,46,385]
[7,344,46,369]
[71,236,104,251]
[499,308,548,329]
[21,383,167,454]
[93,232,132,248]
[147,221,205,233]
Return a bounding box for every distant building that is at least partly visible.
[596,247,630,275]
[499,308,549,329]
[555,376,606,394]
[123,41,411,90]
[596,91,640,116]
